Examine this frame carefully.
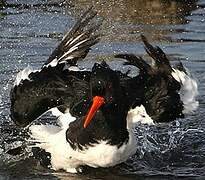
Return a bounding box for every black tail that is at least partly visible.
[44,7,102,67]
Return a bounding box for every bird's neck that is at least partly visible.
[102,103,128,131]
[66,103,129,150]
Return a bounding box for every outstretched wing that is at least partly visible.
[10,64,91,127]
[44,7,102,67]
[115,35,184,122]
[10,7,102,127]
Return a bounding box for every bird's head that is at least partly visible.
[83,61,125,128]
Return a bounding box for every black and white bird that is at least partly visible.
[10,8,198,173]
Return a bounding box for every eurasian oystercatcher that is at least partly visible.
[10,8,198,173]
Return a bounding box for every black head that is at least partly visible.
[83,61,127,128]
[90,61,122,103]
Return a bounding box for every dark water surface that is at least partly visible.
[0,0,205,179]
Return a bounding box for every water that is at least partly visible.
[0,0,205,179]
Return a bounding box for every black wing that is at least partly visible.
[44,7,102,67]
[10,7,102,127]
[10,64,91,127]
[115,35,184,122]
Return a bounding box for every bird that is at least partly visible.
[9,7,198,173]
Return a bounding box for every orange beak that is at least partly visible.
[83,96,105,128]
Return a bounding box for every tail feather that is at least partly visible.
[44,7,101,67]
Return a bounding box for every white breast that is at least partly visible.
[74,131,137,168]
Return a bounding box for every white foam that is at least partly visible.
[172,68,199,114]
